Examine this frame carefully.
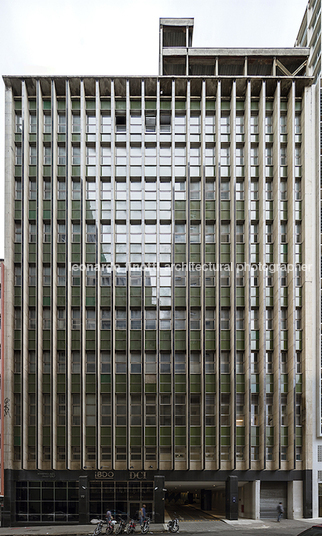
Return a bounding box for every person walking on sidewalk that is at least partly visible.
[139,504,146,526]
[277,502,284,522]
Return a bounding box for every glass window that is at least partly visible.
[72,113,81,133]
[86,310,96,330]
[58,112,66,133]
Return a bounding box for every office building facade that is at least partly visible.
[2,12,320,525]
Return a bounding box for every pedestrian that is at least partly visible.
[139,504,146,526]
[277,502,284,522]
[106,509,112,523]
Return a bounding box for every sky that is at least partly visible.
[0,0,308,258]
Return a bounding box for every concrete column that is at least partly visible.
[254,480,260,519]
[154,475,165,523]
[303,470,312,518]
[201,489,212,510]
[2,469,14,526]
[226,475,238,520]
[240,480,259,519]
[288,480,303,519]
[79,475,89,524]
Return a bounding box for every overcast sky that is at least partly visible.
[0,0,308,258]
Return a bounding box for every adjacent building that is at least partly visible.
[2,7,322,525]
[0,259,4,505]
[295,0,322,518]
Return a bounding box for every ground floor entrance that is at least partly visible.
[3,469,312,526]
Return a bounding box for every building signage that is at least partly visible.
[94,471,147,480]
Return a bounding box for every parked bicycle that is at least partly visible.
[91,519,114,535]
[114,518,127,534]
[125,519,137,534]
[167,514,179,533]
[141,517,150,534]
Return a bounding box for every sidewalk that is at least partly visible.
[0,517,320,536]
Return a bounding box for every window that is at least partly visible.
[72,309,81,330]
[29,180,37,200]
[221,223,230,243]
[266,146,273,166]
[58,352,65,373]
[15,180,22,200]
[43,223,51,243]
[86,352,95,373]
[72,351,80,373]
[58,112,66,133]
[86,224,96,243]
[221,180,230,200]
[43,266,51,285]
[72,113,80,133]
[236,147,244,166]
[280,114,287,134]
[29,223,37,243]
[86,114,96,134]
[86,147,96,166]
[57,309,65,329]
[29,113,36,133]
[44,113,51,133]
[221,309,230,330]
[266,309,273,330]
[29,146,36,166]
[86,310,96,330]
[15,265,22,286]
[236,309,244,329]
[57,394,65,425]
[236,115,244,134]
[58,223,66,243]
[29,265,36,286]
[220,147,230,166]
[15,145,22,165]
[265,114,272,134]
[221,114,230,134]
[101,310,111,330]
[72,223,81,243]
[15,222,21,243]
[43,308,51,329]
[29,309,36,330]
[72,146,80,166]
[58,180,66,200]
[43,179,51,199]
[251,147,258,166]
[280,147,287,166]
[58,146,66,165]
[116,112,126,132]
[15,113,22,133]
[101,114,111,133]
[43,146,51,166]
[57,266,66,286]
[280,179,287,200]
[43,351,50,374]
[236,224,244,243]
[72,394,80,425]
[250,114,258,134]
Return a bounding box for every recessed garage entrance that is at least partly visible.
[260,482,287,519]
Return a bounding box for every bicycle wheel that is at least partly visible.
[141,524,149,534]
[171,525,179,533]
[106,525,113,535]
[94,524,102,536]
